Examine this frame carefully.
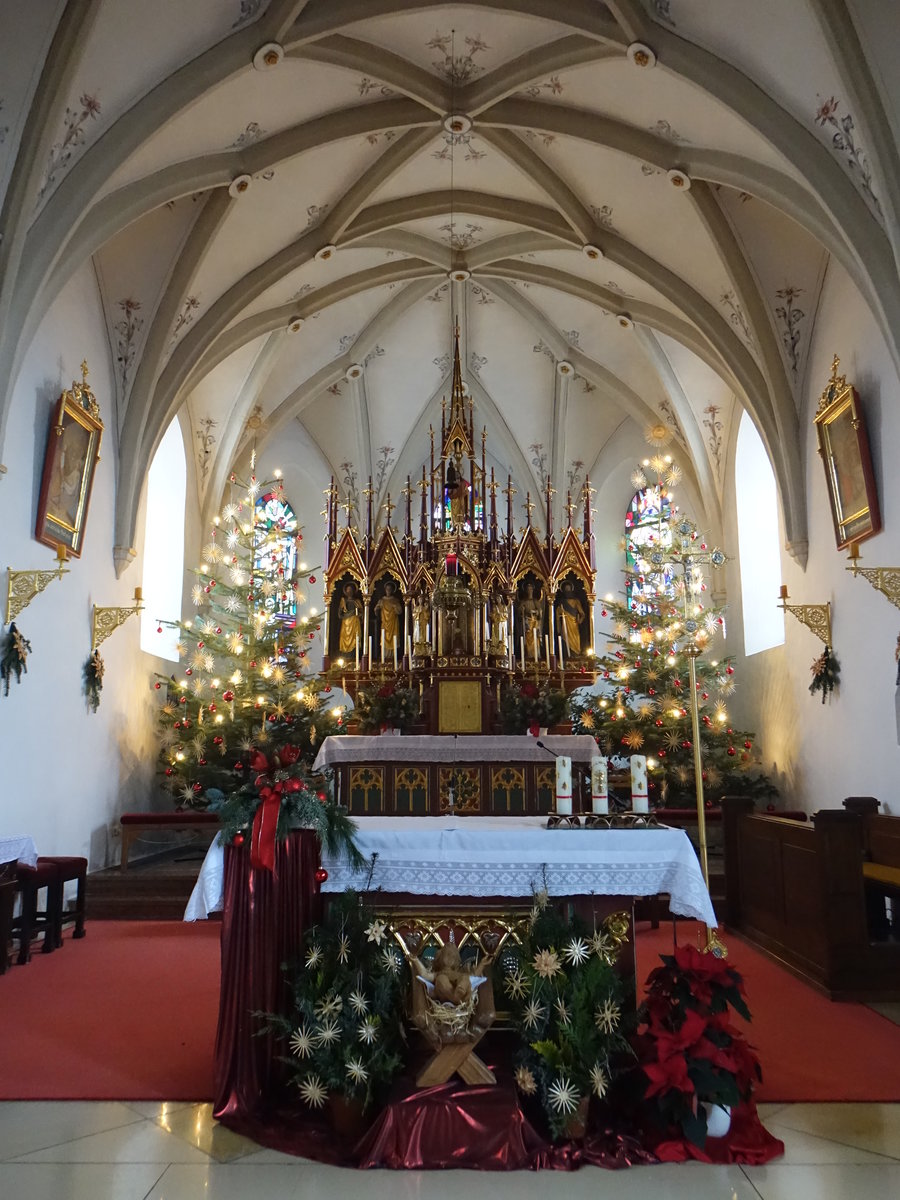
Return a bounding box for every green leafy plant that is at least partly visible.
[265,891,407,1113]
[502,897,634,1139]
[498,679,567,735]
[353,680,419,733]
[631,943,761,1147]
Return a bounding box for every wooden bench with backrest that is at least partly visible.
[843,798,900,937]
[119,810,220,869]
[722,795,900,1000]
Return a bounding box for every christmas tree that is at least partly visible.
[569,450,774,808]
[153,463,359,864]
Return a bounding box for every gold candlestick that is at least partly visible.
[777,584,832,645]
[6,544,69,623]
[845,544,900,611]
[92,588,144,650]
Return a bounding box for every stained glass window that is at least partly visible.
[625,486,673,614]
[254,490,299,626]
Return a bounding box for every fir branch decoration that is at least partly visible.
[83,648,104,712]
[809,645,840,703]
[262,891,407,1113]
[353,680,419,733]
[1,623,32,696]
[499,679,567,734]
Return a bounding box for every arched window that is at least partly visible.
[141,417,186,658]
[736,412,784,654]
[625,486,674,614]
[254,490,299,627]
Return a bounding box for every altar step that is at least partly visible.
[84,850,208,921]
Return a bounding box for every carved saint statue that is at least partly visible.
[338,581,362,655]
[374,579,403,655]
[412,590,430,646]
[557,581,586,656]
[490,595,509,652]
[520,582,544,661]
[446,452,468,530]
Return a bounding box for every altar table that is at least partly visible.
[312,733,601,816]
[0,835,38,867]
[321,815,716,926]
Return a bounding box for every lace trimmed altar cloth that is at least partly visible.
[312,734,600,769]
[320,816,716,927]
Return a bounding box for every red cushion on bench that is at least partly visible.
[120,811,219,826]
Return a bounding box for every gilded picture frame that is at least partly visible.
[35,362,103,558]
[814,356,880,550]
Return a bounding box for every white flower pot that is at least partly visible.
[701,1102,732,1139]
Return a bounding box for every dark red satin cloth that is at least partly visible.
[213,830,320,1120]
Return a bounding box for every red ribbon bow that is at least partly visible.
[248,745,303,873]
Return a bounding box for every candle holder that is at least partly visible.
[92,589,144,650]
[845,543,900,611]
[6,545,70,623]
[777,585,832,645]
[546,813,582,829]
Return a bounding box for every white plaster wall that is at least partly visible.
[725,257,900,813]
[0,262,164,867]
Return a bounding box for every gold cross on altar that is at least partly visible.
[565,492,576,522]
[523,493,535,522]
[382,494,396,525]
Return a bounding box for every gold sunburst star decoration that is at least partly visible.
[515,1066,537,1095]
[624,730,644,750]
[532,948,561,978]
[579,710,595,730]
[644,421,673,448]
[663,730,681,751]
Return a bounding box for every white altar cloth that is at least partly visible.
[312,734,599,770]
[185,818,715,927]
[0,835,38,867]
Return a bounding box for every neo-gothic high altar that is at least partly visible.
[322,331,597,734]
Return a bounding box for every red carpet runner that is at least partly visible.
[1,917,899,1101]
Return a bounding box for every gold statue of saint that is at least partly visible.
[490,596,509,651]
[557,581,586,656]
[413,590,430,645]
[375,579,403,654]
[338,581,362,654]
[520,582,543,661]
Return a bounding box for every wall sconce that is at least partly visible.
[777,584,832,646]
[6,543,69,624]
[845,542,900,611]
[92,588,144,650]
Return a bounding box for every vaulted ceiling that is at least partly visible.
[2,0,899,570]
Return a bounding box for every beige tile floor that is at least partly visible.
[0,1100,899,1198]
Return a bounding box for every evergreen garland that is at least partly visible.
[83,648,104,712]
[809,645,840,703]
[1,623,31,696]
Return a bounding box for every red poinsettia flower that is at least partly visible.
[520,681,538,699]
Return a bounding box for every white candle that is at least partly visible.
[532,628,538,662]
[544,634,550,669]
[406,634,412,662]
[556,755,572,816]
[380,629,385,662]
[368,635,373,665]
[591,755,609,815]
[520,636,525,672]
[631,754,648,814]
[393,637,398,671]
[355,635,360,670]
[557,634,564,666]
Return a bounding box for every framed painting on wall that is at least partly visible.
[813,355,881,550]
[35,361,103,558]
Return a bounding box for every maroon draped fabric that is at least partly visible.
[213,830,320,1120]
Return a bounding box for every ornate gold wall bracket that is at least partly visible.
[6,546,69,624]
[92,588,143,649]
[777,586,832,646]
[845,544,900,611]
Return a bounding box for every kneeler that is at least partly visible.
[409,973,497,1087]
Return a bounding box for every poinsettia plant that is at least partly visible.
[632,943,761,1147]
[353,680,419,733]
[503,895,634,1139]
[264,890,407,1113]
[498,679,568,735]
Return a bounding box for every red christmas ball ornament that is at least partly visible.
[199,758,207,766]
[234,762,244,771]
[744,739,752,749]
[600,609,607,618]
[309,575,316,584]
[179,696,187,705]
[249,660,257,668]
[204,586,211,594]
[182,719,191,728]
[157,625,163,634]
[198,642,205,650]
[654,719,663,727]
[648,688,655,695]
[726,665,734,675]
[223,690,234,702]
[208,703,217,713]
[154,681,161,690]
[314,867,328,884]
[727,746,736,756]
[165,768,173,776]
[727,728,733,735]
[174,721,182,730]
[324,686,332,693]
[216,627,222,634]
[213,736,223,745]
[193,782,203,793]
[317,791,327,802]
[673,678,682,688]
[185,668,193,676]
[233,833,244,847]
[701,692,709,700]
[309,632,315,640]
[681,739,692,749]
[209,580,216,588]
[658,750,666,758]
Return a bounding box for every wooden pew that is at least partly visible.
[843,798,900,938]
[721,796,900,1000]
